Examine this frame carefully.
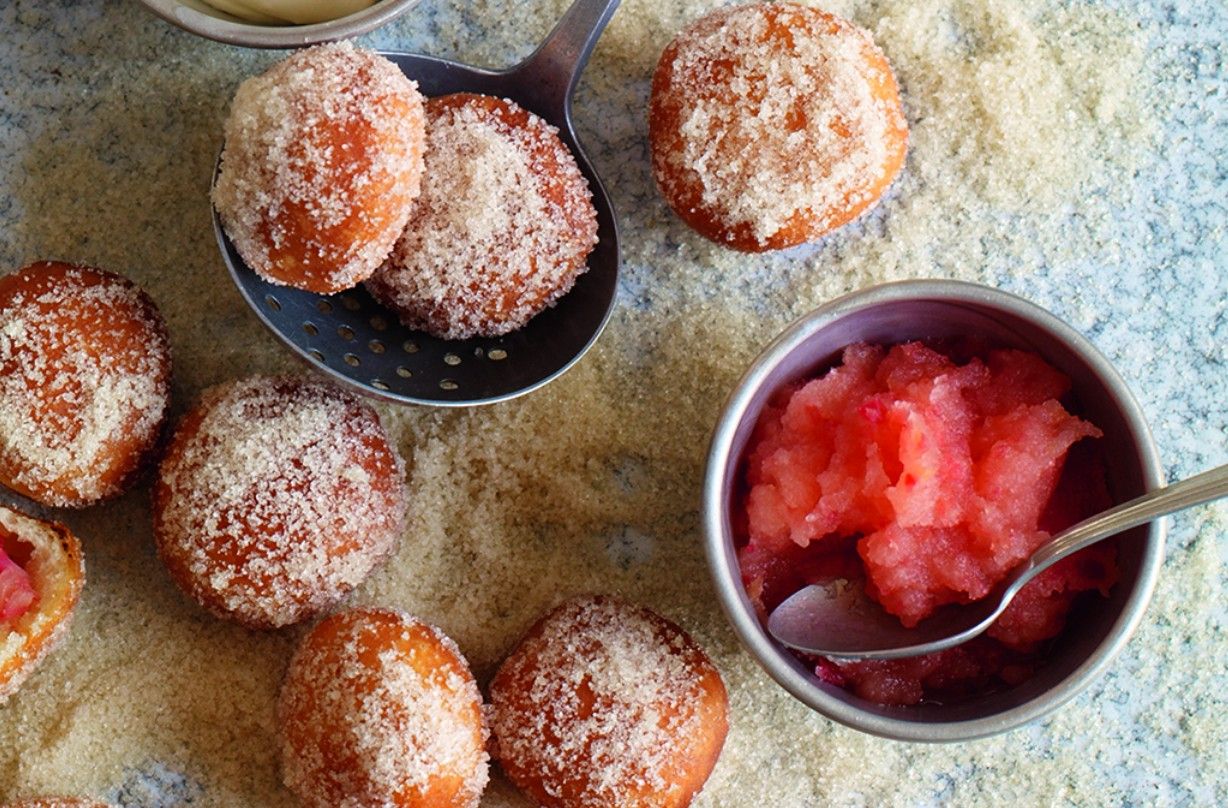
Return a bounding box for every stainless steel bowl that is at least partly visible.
[703,279,1164,742]
[138,0,421,48]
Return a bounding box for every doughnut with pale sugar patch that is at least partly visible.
[0,261,172,508]
[213,42,426,294]
[489,596,729,808]
[0,506,84,704]
[650,2,908,252]
[278,607,489,808]
[366,93,598,340]
[152,376,407,630]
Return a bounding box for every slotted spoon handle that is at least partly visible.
[0,485,50,521]
[511,0,621,119]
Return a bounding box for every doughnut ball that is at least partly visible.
[0,261,172,508]
[366,93,598,340]
[0,505,84,703]
[152,376,407,629]
[279,608,489,808]
[649,2,908,252]
[2,799,113,808]
[489,596,729,808]
[213,42,426,294]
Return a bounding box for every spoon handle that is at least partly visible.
[1022,463,1228,579]
[512,0,622,118]
[0,484,50,521]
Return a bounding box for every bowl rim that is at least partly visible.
[137,0,421,48]
[702,278,1165,742]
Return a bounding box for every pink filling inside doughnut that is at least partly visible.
[0,537,36,624]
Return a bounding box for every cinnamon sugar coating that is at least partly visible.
[0,261,172,508]
[213,42,426,294]
[650,2,908,252]
[278,608,489,808]
[489,596,728,808]
[152,376,407,630]
[367,93,598,340]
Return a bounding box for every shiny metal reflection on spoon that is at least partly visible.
[768,463,1228,660]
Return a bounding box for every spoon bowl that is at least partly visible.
[769,463,1228,659]
[214,0,622,406]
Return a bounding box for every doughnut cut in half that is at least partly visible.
[0,505,84,703]
[489,596,729,808]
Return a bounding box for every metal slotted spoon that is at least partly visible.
[213,0,622,406]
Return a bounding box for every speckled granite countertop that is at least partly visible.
[1,0,1225,806]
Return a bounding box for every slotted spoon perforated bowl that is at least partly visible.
[213,0,622,406]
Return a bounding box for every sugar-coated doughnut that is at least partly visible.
[2,799,113,808]
[279,607,489,808]
[0,261,172,508]
[152,376,407,629]
[0,506,84,703]
[489,596,729,808]
[213,42,426,294]
[650,2,908,252]
[366,93,598,340]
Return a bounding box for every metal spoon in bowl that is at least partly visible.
[768,463,1228,660]
[214,0,622,406]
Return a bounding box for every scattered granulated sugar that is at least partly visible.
[2,0,1225,806]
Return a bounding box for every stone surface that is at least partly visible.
[0,0,1224,806]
